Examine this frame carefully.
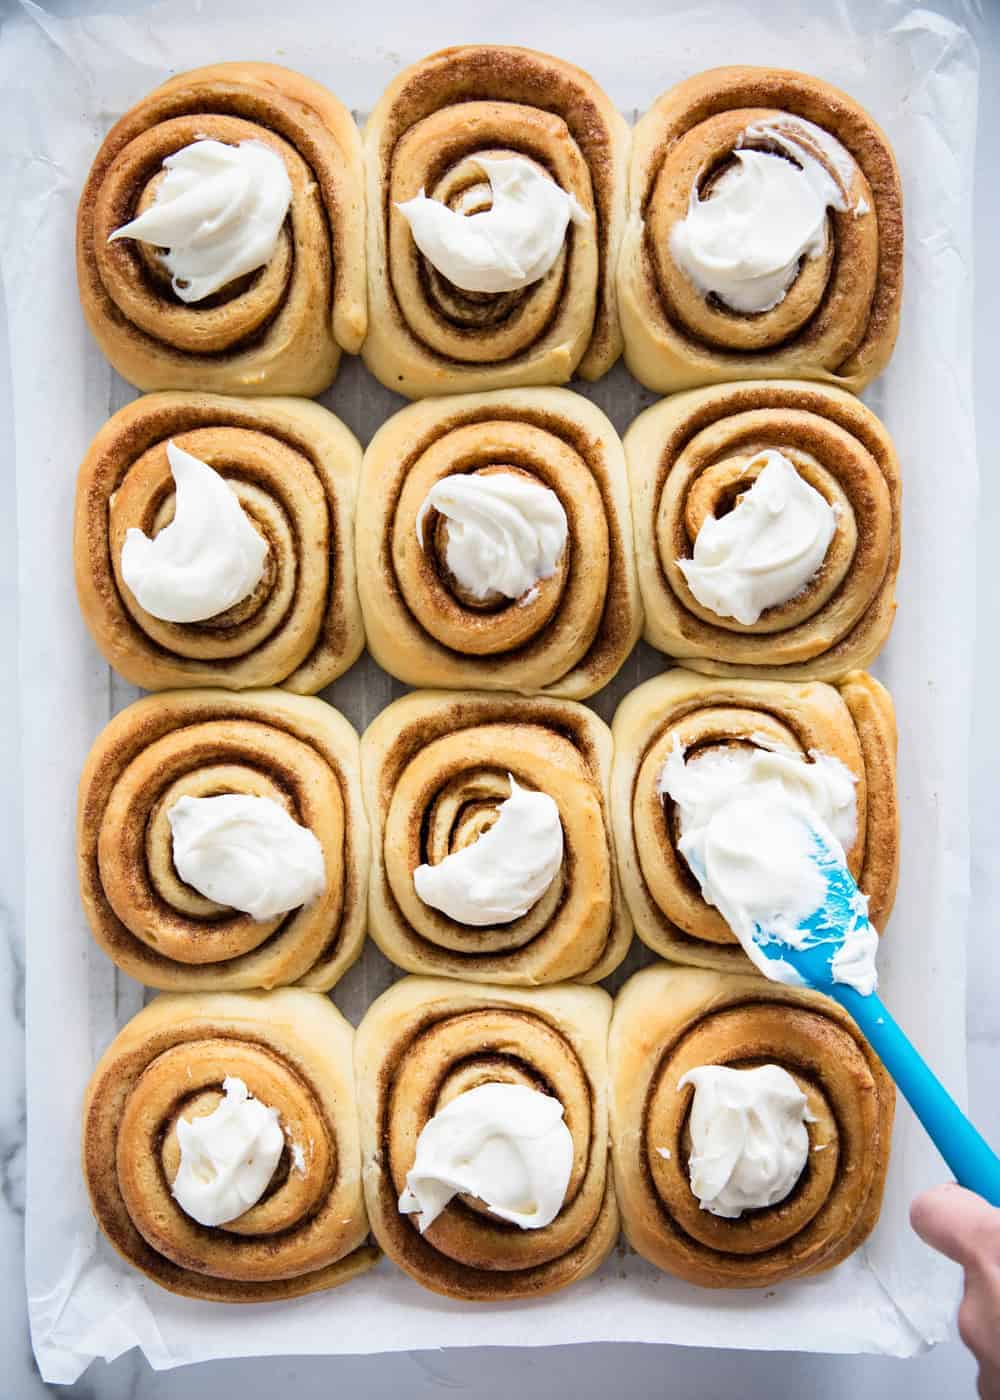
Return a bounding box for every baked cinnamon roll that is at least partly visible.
[609,965,894,1287]
[361,689,631,984]
[619,67,903,393]
[611,668,898,971]
[83,990,377,1300]
[363,45,629,396]
[355,388,641,698]
[78,690,367,991]
[355,976,617,1299]
[77,63,366,395]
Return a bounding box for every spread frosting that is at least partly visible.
[659,739,879,995]
[417,473,568,602]
[396,155,589,294]
[670,116,860,314]
[120,440,268,624]
[678,1064,813,1218]
[413,775,562,926]
[171,1076,284,1227]
[168,793,326,921]
[109,138,292,302]
[678,450,836,624]
[398,1082,573,1233]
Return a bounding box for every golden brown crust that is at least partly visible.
[610,668,899,970]
[362,45,629,397]
[74,393,364,693]
[609,965,894,1287]
[619,67,903,394]
[355,388,642,698]
[624,381,901,679]
[77,689,368,991]
[361,690,632,985]
[355,976,616,1300]
[82,990,378,1301]
[77,62,366,395]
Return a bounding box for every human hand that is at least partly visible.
[911,1185,1000,1398]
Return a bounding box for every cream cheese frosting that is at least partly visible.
[168,793,326,921]
[678,451,836,625]
[398,1082,573,1233]
[396,155,589,294]
[678,1064,813,1218]
[120,440,268,624]
[417,472,568,602]
[670,116,860,315]
[413,775,562,926]
[658,738,879,995]
[171,1076,284,1227]
[109,138,292,302]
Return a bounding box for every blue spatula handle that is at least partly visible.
[832,985,1000,1207]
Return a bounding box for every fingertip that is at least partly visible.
[910,1183,1000,1267]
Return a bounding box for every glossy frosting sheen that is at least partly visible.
[678,451,836,625]
[658,739,879,995]
[396,155,589,294]
[398,1082,574,1233]
[120,440,268,624]
[413,776,563,926]
[677,1064,812,1218]
[417,472,568,602]
[171,1076,284,1227]
[168,793,326,922]
[670,117,859,314]
[110,138,292,302]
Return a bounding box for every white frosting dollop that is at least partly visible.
[678,1064,812,1218]
[120,440,268,624]
[109,138,292,302]
[417,473,568,602]
[398,1082,573,1233]
[413,776,562,926]
[396,155,589,294]
[670,117,858,314]
[168,793,326,921]
[658,739,878,994]
[678,451,836,624]
[172,1076,284,1227]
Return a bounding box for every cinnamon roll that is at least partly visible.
[77,63,366,395]
[361,689,631,984]
[355,388,641,698]
[619,67,903,393]
[624,381,901,679]
[355,976,617,1299]
[609,965,894,1287]
[362,45,629,397]
[83,989,377,1300]
[74,393,364,693]
[78,690,367,991]
[611,668,898,971]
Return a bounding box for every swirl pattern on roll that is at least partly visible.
[361,690,631,985]
[75,393,364,693]
[77,62,366,396]
[356,389,642,698]
[355,977,617,1300]
[82,990,377,1300]
[362,45,629,397]
[619,67,903,394]
[78,690,368,991]
[625,382,901,680]
[609,966,894,1287]
[611,669,898,971]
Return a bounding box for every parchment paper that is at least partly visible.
[0,0,980,1383]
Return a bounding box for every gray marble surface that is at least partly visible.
[2,0,998,1393]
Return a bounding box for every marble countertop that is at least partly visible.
[2,2,997,1394]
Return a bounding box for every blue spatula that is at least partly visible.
[752,836,1000,1207]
